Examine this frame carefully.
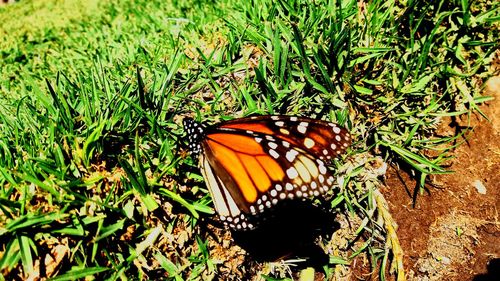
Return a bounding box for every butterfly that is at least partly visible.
[183,115,351,230]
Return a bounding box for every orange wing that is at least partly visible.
[219,115,351,160]
[184,115,351,230]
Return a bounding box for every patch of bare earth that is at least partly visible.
[383,75,500,281]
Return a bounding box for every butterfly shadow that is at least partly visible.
[231,200,340,269]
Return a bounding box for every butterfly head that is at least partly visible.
[183,117,205,154]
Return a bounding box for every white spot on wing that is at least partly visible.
[280,128,290,135]
[269,149,279,159]
[266,135,276,141]
[327,176,334,185]
[286,149,299,162]
[286,167,299,179]
[268,142,278,149]
[304,137,315,149]
[319,164,327,175]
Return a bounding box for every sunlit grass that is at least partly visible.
[0,0,498,279]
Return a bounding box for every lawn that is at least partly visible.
[0,0,498,280]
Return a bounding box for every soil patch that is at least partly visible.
[383,76,500,281]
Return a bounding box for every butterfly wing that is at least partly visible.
[218,115,351,160]
[197,115,351,230]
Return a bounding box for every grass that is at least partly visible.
[0,0,498,280]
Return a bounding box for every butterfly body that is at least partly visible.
[184,115,351,230]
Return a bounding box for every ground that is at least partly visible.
[383,76,500,281]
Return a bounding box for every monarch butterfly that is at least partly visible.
[184,115,351,230]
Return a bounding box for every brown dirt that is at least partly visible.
[382,76,500,281]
